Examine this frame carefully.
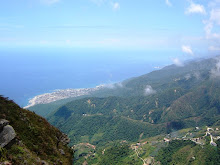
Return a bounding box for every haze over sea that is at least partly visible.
[0,48,175,107]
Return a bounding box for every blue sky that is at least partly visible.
[0,0,220,57]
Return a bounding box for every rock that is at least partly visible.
[0,125,16,148]
[59,149,65,155]
[41,160,49,165]
[18,140,24,147]
[36,158,49,165]
[54,159,62,165]
[0,161,12,165]
[0,119,9,131]
[60,133,70,145]
[57,133,70,147]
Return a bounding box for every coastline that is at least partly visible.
[24,85,105,109]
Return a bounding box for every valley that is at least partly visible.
[28,57,220,164]
[73,125,220,165]
[2,0,220,164]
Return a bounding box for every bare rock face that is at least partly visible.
[60,133,70,145]
[0,119,9,131]
[0,119,16,148]
[59,149,65,155]
[57,133,70,147]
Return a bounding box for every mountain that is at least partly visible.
[30,57,217,117]
[0,96,73,164]
[29,56,220,164]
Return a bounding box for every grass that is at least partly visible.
[0,96,73,164]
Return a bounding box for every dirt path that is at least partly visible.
[134,147,147,165]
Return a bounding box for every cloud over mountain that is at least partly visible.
[144,85,156,95]
[211,58,220,78]
[172,58,184,67]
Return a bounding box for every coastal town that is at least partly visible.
[24,85,104,109]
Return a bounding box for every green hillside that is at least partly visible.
[29,57,220,164]
[72,126,220,164]
[30,57,217,118]
[0,96,73,164]
[156,139,220,165]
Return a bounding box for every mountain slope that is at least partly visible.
[30,57,217,118]
[0,96,73,164]
[156,140,220,165]
[46,57,220,147]
[26,56,220,164]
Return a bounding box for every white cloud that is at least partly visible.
[102,83,115,89]
[144,85,156,96]
[211,58,220,78]
[165,0,172,7]
[112,2,120,11]
[203,8,220,41]
[212,33,220,39]
[115,82,123,88]
[154,66,161,69]
[172,58,184,67]
[101,82,123,89]
[209,46,220,51]
[203,21,220,40]
[185,2,206,15]
[204,21,213,37]
[210,9,220,25]
[40,0,60,5]
[182,45,194,56]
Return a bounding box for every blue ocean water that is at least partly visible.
[0,48,173,107]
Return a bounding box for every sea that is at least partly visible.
[0,48,174,107]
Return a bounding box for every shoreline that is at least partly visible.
[24,85,105,109]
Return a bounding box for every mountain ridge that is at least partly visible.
[45,57,220,147]
[0,96,73,164]
[8,56,220,164]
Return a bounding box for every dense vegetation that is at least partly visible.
[29,57,220,164]
[47,77,220,146]
[30,58,217,117]
[48,102,167,146]
[156,140,220,165]
[98,143,136,165]
[0,96,73,164]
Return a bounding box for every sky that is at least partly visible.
[0,0,220,58]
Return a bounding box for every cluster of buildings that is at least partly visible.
[24,85,104,109]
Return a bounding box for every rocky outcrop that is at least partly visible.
[60,133,70,145]
[0,119,9,132]
[59,149,65,155]
[56,133,70,148]
[0,119,16,148]
[0,96,73,164]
